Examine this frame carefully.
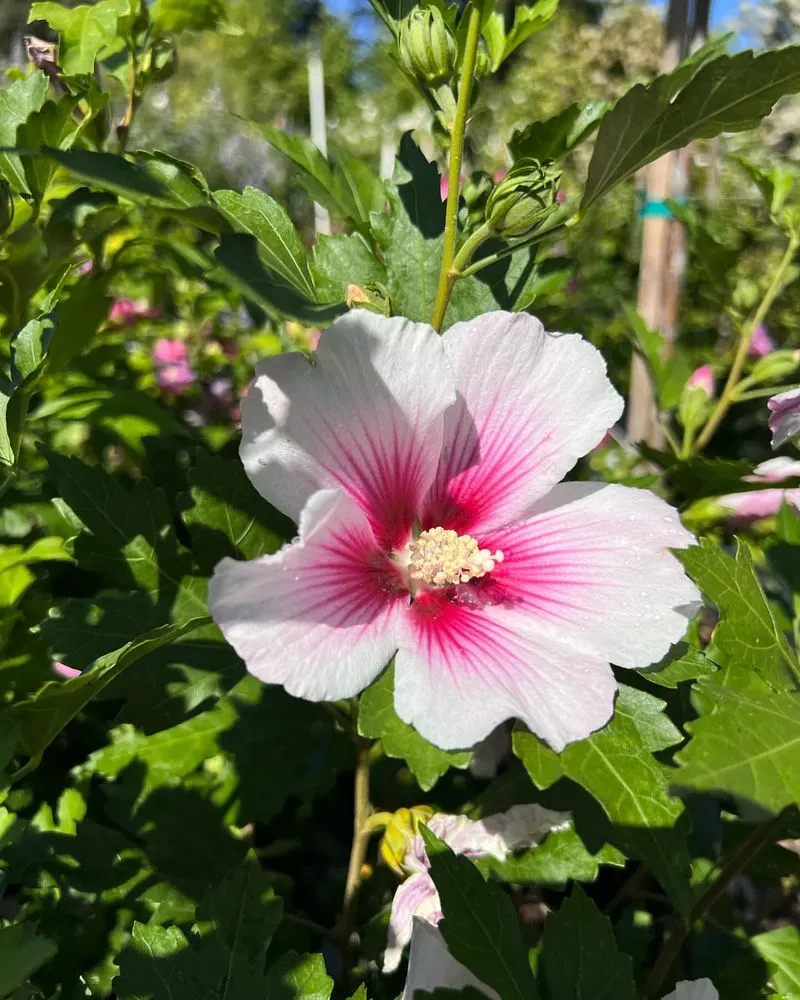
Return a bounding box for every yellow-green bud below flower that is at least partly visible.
[398,7,457,87]
[486,158,562,239]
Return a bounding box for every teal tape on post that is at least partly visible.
[640,199,673,219]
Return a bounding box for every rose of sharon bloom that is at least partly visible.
[108,298,162,328]
[720,457,800,524]
[687,364,714,396]
[209,311,699,752]
[157,361,196,395]
[384,804,570,973]
[401,922,718,1000]
[748,323,775,358]
[769,387,800,448]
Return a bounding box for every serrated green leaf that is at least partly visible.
[34,147,176,204]
[0,923,57,999]
[509,101,610,162]
[752,926,800,995]
[422,827,538,1000]
[643,644,718,689]
[678,539,799,691]
[674,683,800,814]
[263,952,334,1000]
[214,233,346,324]
[11,617,207,762]
[312,232,387,302]
[0,71,49,194]
[477,822,625,886]
[214,188,316,297]
[583,46,800,209]
[115,857,282,1000]
[540,885,637,1000]
[482,0,559,71]
[182,451,291,574]
[359,665,470,791]
[513,685,693,912]
[29,0,131,76]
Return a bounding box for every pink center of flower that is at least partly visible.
[399,526,503,589]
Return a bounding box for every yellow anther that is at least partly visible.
[405,526,504,587]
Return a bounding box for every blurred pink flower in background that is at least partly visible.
[769,387,800,448]
[152,338,187,365]
[720,458,800,524]
[157,362,196,395]
[108,298,162,329]
[439,174,465,202]
[687,364,714,396]
[53,661,80,679]
[748,324,775,358]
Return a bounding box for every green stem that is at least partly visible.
[734,381,800,403]
[117,42,139,152]
[457,219,568,278]
[338,733,372,968]
[430,0,486,331]
[693,236,799,454]
[644,812,786,999]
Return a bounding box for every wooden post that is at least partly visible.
[307,13,331,236]
[626,0,690,446]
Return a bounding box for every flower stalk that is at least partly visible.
[339,733,373,963]
[430,0,486,331]
[693,235,799,453]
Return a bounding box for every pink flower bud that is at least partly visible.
[687,365,714,396]
[748,324,775,358]
[157,361,196,394]
[53,661,81,679]
[108,298,162,328]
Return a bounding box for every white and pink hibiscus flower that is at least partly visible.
[385,804,569,973]
[209,311,699,752]
[769,387,800,449]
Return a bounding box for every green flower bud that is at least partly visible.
[485,158,562,239]
[749,349,800,386]
[142,37,178,83]
[398,7,457,87]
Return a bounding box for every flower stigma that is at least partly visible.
[402,526,504,588]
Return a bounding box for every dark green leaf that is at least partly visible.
[513,685,693,912]
[263,952,334,1000]
[43,274,110,373]
[182,451,291,575]
[583,46,800,209]
[678,539,799,691]
[359,665,471,791]
[0,923,57,1000]
[34,147,176,205]
[312,232,387,302]
[422,828,538,1000]
[642,644,718,689]
[11,617,208,761]
[482,0,559,71]
[215,233,346,324]
[509,101,610,162]
[0,71,49,194]
[540,885,637,1000]
[214,187,316,297]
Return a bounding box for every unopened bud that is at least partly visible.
[486,158,562,239]
[679,365,714,432]
[398,7,457,87]
[346,282,391,316]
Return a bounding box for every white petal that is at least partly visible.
[662,980,718,1000]
[484,481,701,669]
[395,594,618,751]
[423,805,570,861]
[424,311,623,534]
[383,873,442,974]
[209,489,405,702]
[240,310,456,548]
[402,921,499,1000]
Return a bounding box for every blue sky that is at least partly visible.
[325,0,743,32]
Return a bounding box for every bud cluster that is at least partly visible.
[485,158,562,239]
